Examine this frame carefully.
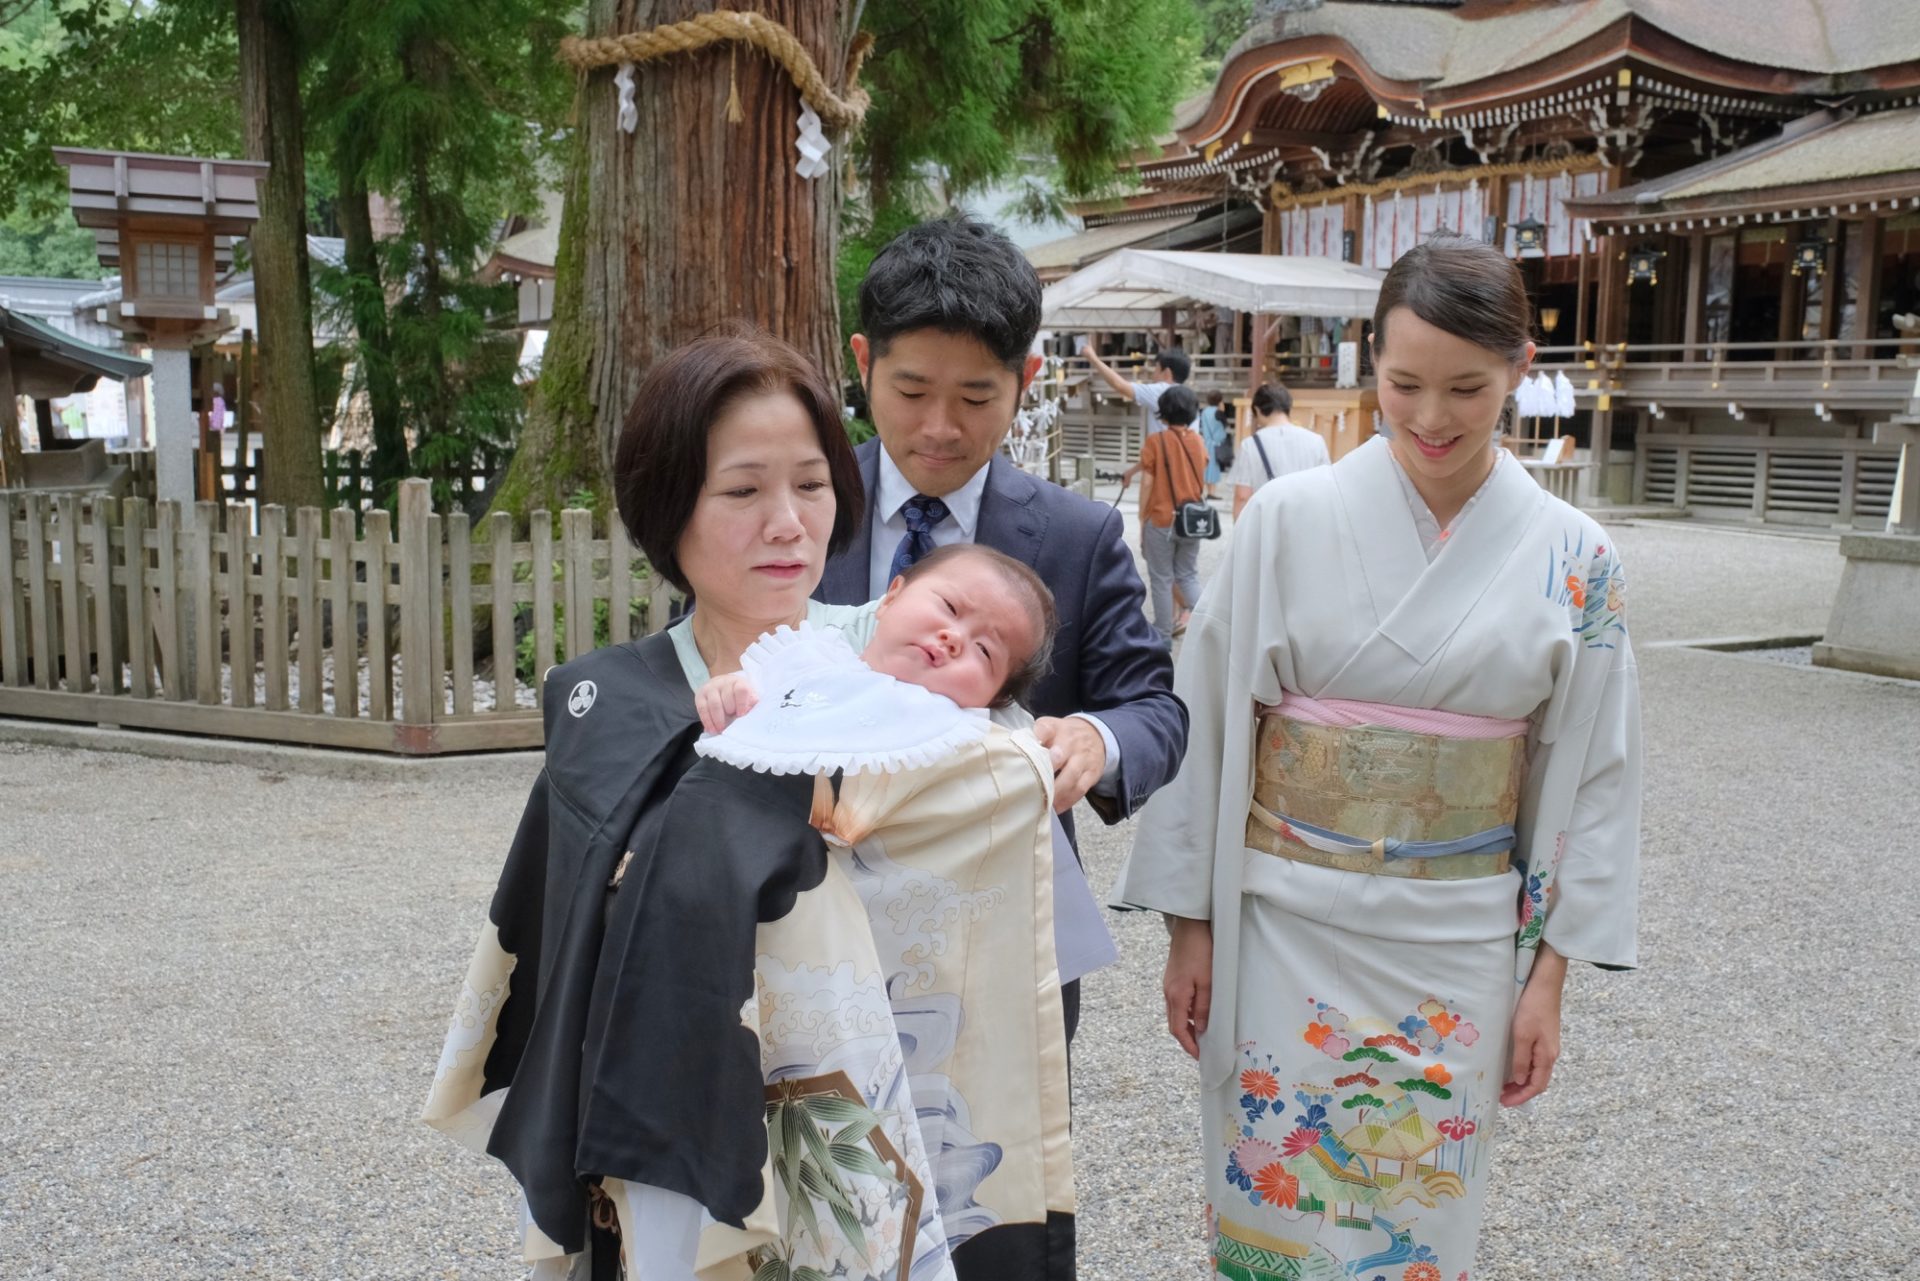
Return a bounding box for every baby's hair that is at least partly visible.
[898,543,1058,708]
[1206,390,1223,406]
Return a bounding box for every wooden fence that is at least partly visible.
[109,446,509,511]
[0,479,679,753]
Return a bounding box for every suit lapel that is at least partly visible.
[817,440,880,604]
[976,455,1048,567]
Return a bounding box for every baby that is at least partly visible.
[695,542,1059,733]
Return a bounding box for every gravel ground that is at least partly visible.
[3,515,1915,1279]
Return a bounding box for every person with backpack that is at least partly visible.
[1135,384,1213,644]
[1197,390,1231,500]
[1226,382,1330,518]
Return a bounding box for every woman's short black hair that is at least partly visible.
[613,327,863,594]
[1154,348,1191,383]
[858,214,1042,372]
[1157,384,1200,427]
[1253,382,1293,417]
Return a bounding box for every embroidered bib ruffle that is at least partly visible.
[694,623,989,776]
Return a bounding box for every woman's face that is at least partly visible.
[675,390,836,627]
[1372,306,1530,489]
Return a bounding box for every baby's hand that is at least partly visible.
[695,671,759,735]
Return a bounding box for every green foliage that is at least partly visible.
[855,0,1202,205]
[0,0,240,223]
[0,193,104,277]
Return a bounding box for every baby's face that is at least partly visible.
[865,558,1034,709]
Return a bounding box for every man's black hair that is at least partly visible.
[858,214,1042,372]
[1155,348,1191,383]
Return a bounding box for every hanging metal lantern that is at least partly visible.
[1790,236,1828,277]
[1628,247,1665,286]
[1512,216,1547,259]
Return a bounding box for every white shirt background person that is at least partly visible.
[1227,419,1331,516]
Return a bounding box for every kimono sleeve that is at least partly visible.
[1537,544,1642,970]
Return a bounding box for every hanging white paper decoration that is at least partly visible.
[614,63,638,134]
[795,104,830,179]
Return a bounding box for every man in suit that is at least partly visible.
[816,213,1188,875]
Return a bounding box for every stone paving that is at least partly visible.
[2,513,1915,1279]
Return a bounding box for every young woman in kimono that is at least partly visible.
[1112,234,1641,1281]
[422,329,1074,1281]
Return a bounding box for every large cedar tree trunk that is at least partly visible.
[237,0,326,510]
[491,0,852,524]
[335,169,410,504]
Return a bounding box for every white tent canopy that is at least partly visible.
[1040,249,1385,329]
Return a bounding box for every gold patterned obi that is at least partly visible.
[1244,711,1525,881]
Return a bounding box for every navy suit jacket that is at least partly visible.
[817,440,1189,843]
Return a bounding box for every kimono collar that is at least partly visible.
[1332,437,1545,669]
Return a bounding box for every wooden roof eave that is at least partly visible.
[1567,170,1920,233]
[1176,36,1429,150]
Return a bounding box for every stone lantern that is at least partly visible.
[54,147,268,508]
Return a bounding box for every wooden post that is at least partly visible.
[448,511,473,717]
[23,492,51,688]
[90,495,119,695]
[1682,231,1707,362]
[488,511,514,711]
[328,506,358,718]
[562,507,593,662]
[122,498,150,698]
[1575,236,1591,350]
[189,502,216,703]
[259,504,288,709]
[0,493,24,685]
[426,511,445,719]
[1589,234,1623,493]
[530,510,555,702]
[396,478,433,729]
[1853,214,1884,359]
[294,506,321,713]
[0,348,22,490]
[55,494,85,692]
[226,502,253,708]
[608,516,633,646]
[1819,217,1844,343]
[363,507,391,721]
[195,344,216,501]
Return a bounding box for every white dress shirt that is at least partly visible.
[867,445,1122,791]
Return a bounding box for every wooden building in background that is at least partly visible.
[1101,0,1920,524]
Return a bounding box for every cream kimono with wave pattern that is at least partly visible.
[1112,438,1640,1280]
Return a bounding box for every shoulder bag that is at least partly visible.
[1161,429,1221,540]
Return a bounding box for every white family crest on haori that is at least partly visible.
[567,679,598,718]
[693,624,990,775]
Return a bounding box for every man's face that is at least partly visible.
[1153,363,1174,383]
[853,330,1041,498]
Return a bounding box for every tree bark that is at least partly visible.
[236,0,325,510]
[335,166,410,505]
[491,0,851,524]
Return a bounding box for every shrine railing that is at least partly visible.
[0,479,680,754]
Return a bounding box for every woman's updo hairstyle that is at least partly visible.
[1373,232,1531,364]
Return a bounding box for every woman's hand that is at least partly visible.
[694,671,759,735]
[1502,942,1567,1107]
[1163,915,1213,1059]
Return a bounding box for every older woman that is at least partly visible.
[426,328,1074,1281]
[1114,235,1641,1279]
[423,329,865,1272]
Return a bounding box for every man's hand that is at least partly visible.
[1082,346,1136,399]
[1164,915,1213,1059]
[1033,715,1107,812]
[1502,943,1567,1107]
[694,671,759,736]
